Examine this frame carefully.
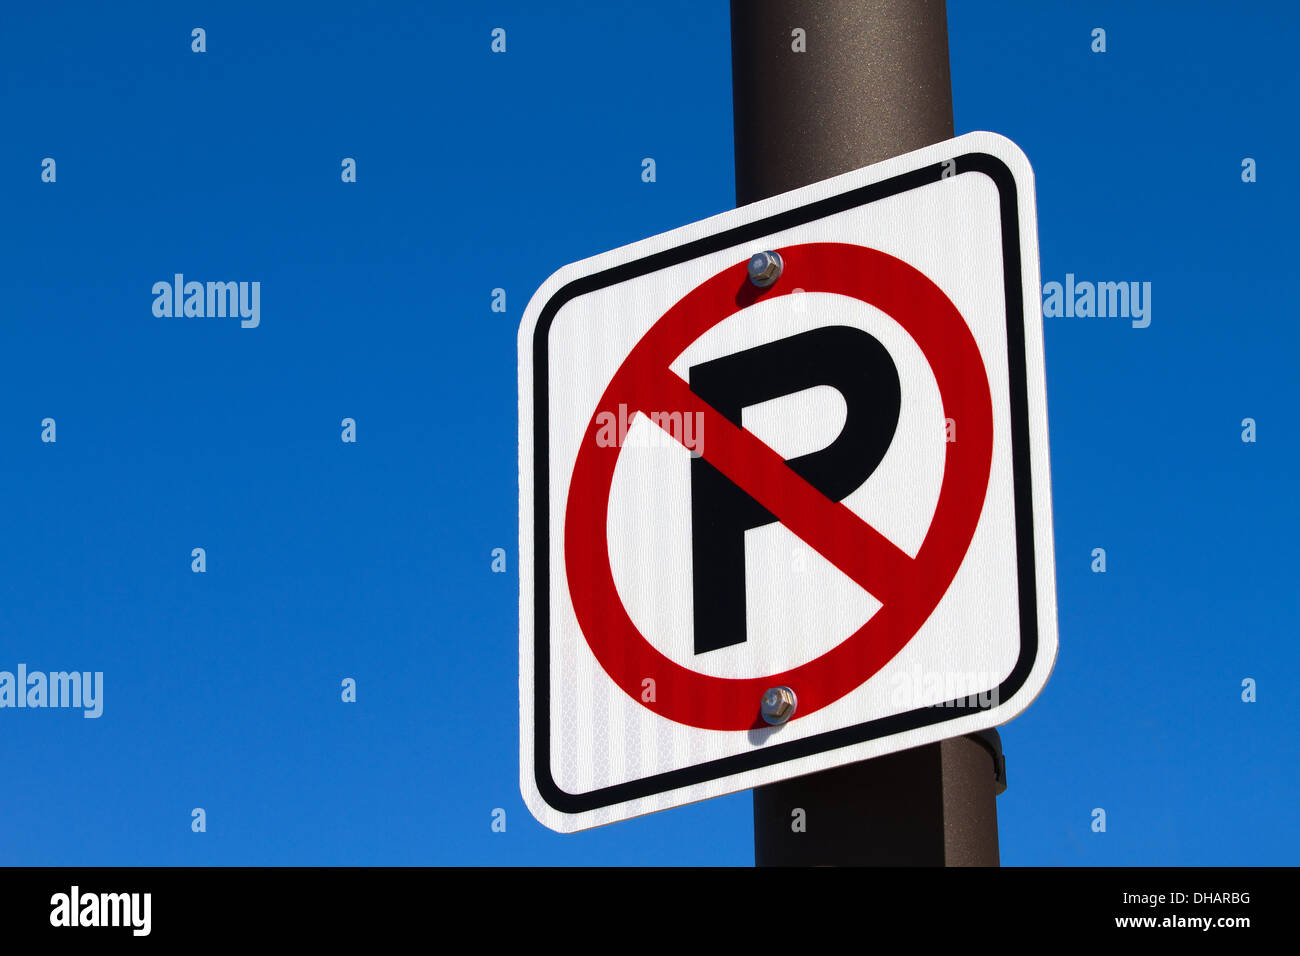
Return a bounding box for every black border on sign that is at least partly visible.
[530,152,1039,815]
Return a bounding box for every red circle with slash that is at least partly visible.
[564,242,994,731]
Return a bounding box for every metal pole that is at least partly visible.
[732,0,1006,867]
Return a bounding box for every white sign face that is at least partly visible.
[518,131,1058,833]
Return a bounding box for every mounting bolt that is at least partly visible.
[761,686,797,725]
[747,251,783,287]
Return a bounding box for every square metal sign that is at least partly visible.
[519,131,1058,832]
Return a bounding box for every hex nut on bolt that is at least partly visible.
[761,686,797,725]
[747,251,783,287]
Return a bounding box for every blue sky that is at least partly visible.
[0,0,1295,865]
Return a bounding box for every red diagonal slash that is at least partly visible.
[564,243,993,731]
[649,370,913,607]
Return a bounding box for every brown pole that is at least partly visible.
[731,0,1005,867]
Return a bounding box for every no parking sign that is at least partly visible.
[519,131,1058,832]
